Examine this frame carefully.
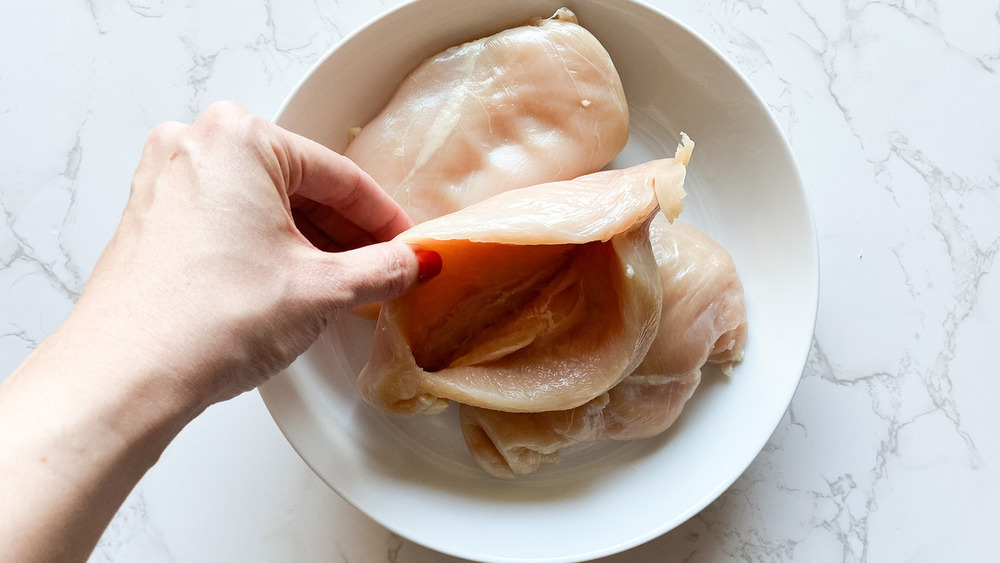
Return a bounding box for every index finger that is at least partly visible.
[270,124,414,242]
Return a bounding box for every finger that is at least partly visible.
[303,241,421,311]
[291,195,382,250]
[290,207,341,252]
[140,121,188,161]
[270,125,414,242]
[133,121,188,177]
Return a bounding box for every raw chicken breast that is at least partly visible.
[344,8,629,224]
[356,145,692,416]
[460,218,747,478]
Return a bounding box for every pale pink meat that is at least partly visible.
[460,219,747,478]
[356,150,691,416]
[344,8,629,225]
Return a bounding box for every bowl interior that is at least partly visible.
[262,0,817,561]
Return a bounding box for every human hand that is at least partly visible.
[70,101,427,407]
[0,101,439,563]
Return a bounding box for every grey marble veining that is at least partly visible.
[1,0,998,561]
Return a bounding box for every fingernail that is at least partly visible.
[415,249,442,284]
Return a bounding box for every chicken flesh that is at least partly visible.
[356,144,692,416]
[344,8,629,224]
[459,219,747,478]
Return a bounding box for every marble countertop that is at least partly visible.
[2,1,998,561]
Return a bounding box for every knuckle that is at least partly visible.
[374,244,417,298]
[202,100,247,123]
[331,166,368,212]
[197,102,270,143]
[302,244,417,310]
[189,103,281,172]
[239,112,272,140]
[144,121,186,153]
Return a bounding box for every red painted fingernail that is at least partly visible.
[415,249,442,284]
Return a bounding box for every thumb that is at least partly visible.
[302,241,438,312]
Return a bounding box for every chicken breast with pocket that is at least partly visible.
[357,140,693,416]
[459,218,747,477]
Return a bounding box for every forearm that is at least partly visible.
[0,103,425,562]
[0,314,204,562]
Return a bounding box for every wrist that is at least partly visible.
[51,308,211,430]
[0,315,204,562]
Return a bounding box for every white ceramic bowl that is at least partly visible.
[260,1,818,561]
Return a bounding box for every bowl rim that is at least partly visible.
[263,0,819,560]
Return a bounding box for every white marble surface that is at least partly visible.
[2,0,999,561]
